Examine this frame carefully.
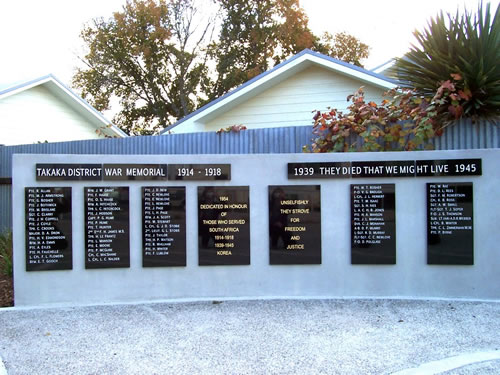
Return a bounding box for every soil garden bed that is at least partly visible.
[0,274,13,307]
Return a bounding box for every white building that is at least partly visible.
[0,74,127,146]
[162,49,397,134]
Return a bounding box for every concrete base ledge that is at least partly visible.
[1,295,498,312]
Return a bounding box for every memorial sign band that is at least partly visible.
[289,159,481,179]
[102,164,168,181]
[169,164,231,180]
[36,163,231,181]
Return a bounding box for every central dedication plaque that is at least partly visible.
[269,185,321,264]
[198,186,250,265]
[427,182,473,265]
[85,187,130,269]
[351,184,396,264]
[25,187,72,271]
[142,186,186,267]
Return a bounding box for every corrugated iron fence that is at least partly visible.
[1,121,498,231]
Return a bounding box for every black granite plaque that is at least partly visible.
[36,164,102,181]
[198,186,250,265]
[269,185,321,265]
[142,186,186,267]
[25,187,72,271]
[103,164,168,181]
[351,184,396,264]
[288,162,351,179]
[169,164,231,180]
[288,159,483,179]
[351,161,416,178]
[427,182,473,265]
[85,187,130,269]
[416,159,481,176]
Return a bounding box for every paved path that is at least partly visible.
[0,299,499,374]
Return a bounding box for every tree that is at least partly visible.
[393,2,500,121]
[206,0,370,102]
[315,32,370,67]
[74,0,371,134]
[206,0,316,101]
[73,0,216,135]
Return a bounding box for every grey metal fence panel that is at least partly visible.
[431,118,499,150]
[0,121,498,231]
[1,121,498,173]
[0,185,11,233]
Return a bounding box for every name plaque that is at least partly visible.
[198,186,250,265]
[142,186,186,267]
[289,159,481,179]
[351,184,396,264]
[169,164,231,180]
[85,187,130,269]
[427,182,473,265]
[269,185,321,264]
[25,187,72,271]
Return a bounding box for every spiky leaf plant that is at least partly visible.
[394,2,500,121]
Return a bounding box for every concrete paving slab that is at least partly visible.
[393,351,500,374]
[0,299,499,374]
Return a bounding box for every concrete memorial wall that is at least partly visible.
[12,149,499,306]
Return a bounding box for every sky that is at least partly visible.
[0,0,497,88]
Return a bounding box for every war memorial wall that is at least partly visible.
[12,149,499,306]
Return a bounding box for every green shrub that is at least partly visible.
[393,2,500,121]
[0,231,13,277]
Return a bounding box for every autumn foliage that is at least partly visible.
[216,124,247,134]
[304,74,472,153]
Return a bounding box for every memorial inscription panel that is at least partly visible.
[288,162,351,179]
[25,187,72,271]
[288,159,482,179]
[169,164,231,180]
[198,186,250,265]
[102,164,168,181]
[142,186,186,267]
[85,187,130,269]
[36,164,102,181]
[269,185,321,264]
[417,159,481,176]
[351,184,396,264]
[427,182,473,265]
[351,161,415,178]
